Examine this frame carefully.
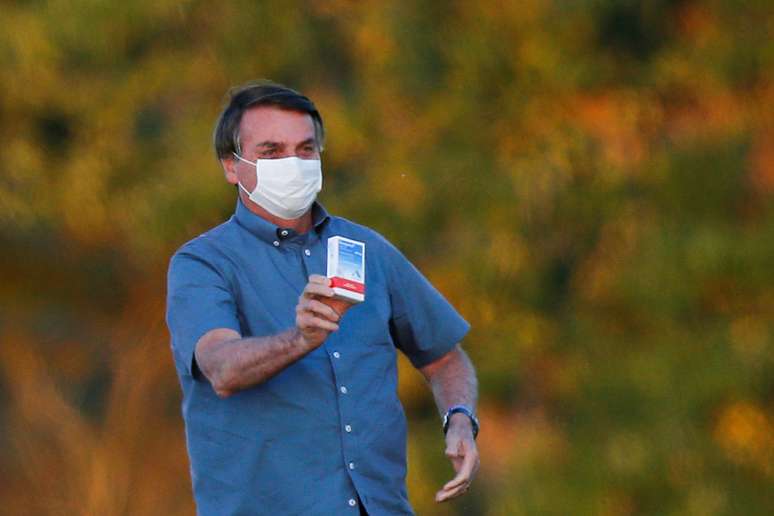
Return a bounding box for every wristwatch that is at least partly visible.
[442,405,480,439]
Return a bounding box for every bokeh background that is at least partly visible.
[2,1,773,514]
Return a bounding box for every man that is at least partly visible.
[166,81,480,515]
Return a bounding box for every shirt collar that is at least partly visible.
[234,197,330,244]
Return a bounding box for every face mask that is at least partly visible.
[234,154,322,220]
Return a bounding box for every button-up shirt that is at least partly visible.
[166,198,470,516]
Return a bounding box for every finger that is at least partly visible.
[299,299,340,321]
[435,482,469,503]
[444,448,464,473]
[445,442,462,459]
[445,438,465,471]
[435,484,467,503]
[308,274,330,285]
[304,283,333,297]
[298,314,339,332]
[302,282,335,299]
[442,463,474,492]
[442,447,477,491]
[318,297,350,318]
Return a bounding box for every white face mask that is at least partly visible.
[234,154,322,220]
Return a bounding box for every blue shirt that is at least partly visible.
[166,198,470,516]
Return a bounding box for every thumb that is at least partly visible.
[445,438,462,458]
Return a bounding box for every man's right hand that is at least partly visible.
[295,275,351,348]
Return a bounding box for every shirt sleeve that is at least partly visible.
[166,249,242,379]
[384,242,470,368]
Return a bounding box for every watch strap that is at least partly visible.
[443,405,479,439]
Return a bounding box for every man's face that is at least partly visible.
[224,105,320,191]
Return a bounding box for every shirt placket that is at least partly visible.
[327,342,362,510]
[301,234,363,512]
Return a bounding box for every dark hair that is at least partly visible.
[213,80,325,159]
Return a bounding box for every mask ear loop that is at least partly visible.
[232,152,258,196]
[232,152,254,165]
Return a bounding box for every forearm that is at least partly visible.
[423,344,481,503]
[196,328,317,397]
[196,275,347,397]
[421,345,478,418]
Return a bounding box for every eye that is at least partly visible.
[299,145,317,158]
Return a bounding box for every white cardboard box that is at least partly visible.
[326,236,365,303]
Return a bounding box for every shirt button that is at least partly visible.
[333,351,340,359]
[349,462,355,470]
[345,424,352,433]
[348,499,356,507]
[304,249,311,256]
[272,240,280,247]
[280,230,289,237]
[340,386,348,394]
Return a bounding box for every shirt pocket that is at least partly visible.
[342,283,393,347]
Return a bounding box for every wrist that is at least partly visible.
[290,328,312,349]
[448,412,473,428]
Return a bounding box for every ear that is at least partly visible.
[221,156,238,185]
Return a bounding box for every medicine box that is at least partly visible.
[326,236,365,303]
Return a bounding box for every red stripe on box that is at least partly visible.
[330,277,365,294]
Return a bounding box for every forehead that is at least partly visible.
[238,105,315,144]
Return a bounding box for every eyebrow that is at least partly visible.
[254,141,282,149]
[296,138,317,148]
[253,138,318,151]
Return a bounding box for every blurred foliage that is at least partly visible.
[1,1,773,514]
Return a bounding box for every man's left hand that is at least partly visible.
[435,413,480,503]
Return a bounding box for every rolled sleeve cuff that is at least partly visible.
[404,318,470,369]
[172,319,242,379]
